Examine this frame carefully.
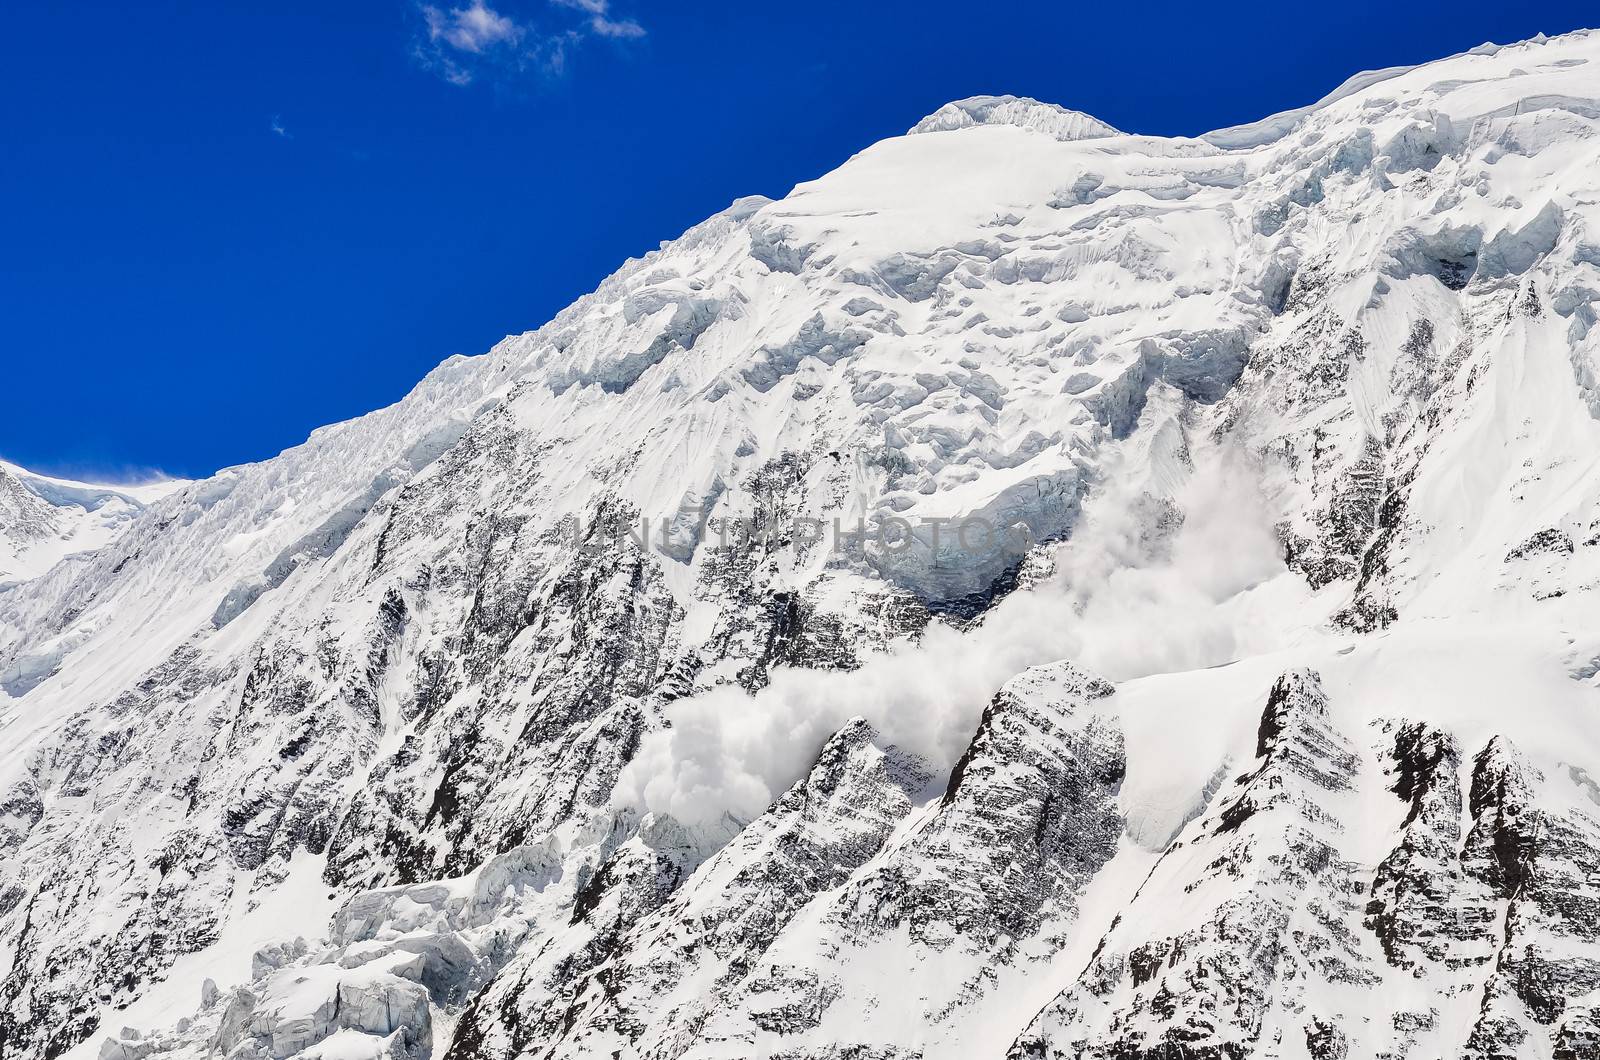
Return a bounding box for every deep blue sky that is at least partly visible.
[2,2,1593,481]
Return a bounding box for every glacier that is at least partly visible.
[2,28,1600,1060]
[0,461,186,591]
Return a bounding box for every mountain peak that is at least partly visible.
[908,94,1120,141]
[12,27,1600,1060]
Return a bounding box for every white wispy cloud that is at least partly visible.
[413,0,644,87]
[424,0,522,54]
[270,115,291,138]
[590,14,645,39]
[552,0,644,38]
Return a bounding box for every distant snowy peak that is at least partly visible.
[909,94,1120,141]
[0,459,188,509]
[0,459,187,584]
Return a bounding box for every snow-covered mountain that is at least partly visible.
[3,28,1600,1060]
[0,460,186,587]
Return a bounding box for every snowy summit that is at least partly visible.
[908,94,1122,140]
[3,27,1600,1060]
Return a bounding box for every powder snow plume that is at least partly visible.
[622,428,1298,827]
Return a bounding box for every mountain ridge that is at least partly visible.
[0,459,187,588]
[2,26,1600,1060]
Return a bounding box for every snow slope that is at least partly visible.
[0,459,186,586]
[2,27,1600,1060]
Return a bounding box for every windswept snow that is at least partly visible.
[0,459,187,586]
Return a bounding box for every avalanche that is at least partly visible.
[2,27,1600,1060]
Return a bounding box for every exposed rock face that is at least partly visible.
[1460,741,1600,1058]
[1364,724,1500,973]
[3,27,1600,1060]
[1013,670,1375,1059]
[683,662,1126,1058]
[446,717,934,1059]
[431,662,1124,1060]
[1012,677,1600,1060]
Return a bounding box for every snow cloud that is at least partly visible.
[621,435,1300,830]
[413,0,644,86]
